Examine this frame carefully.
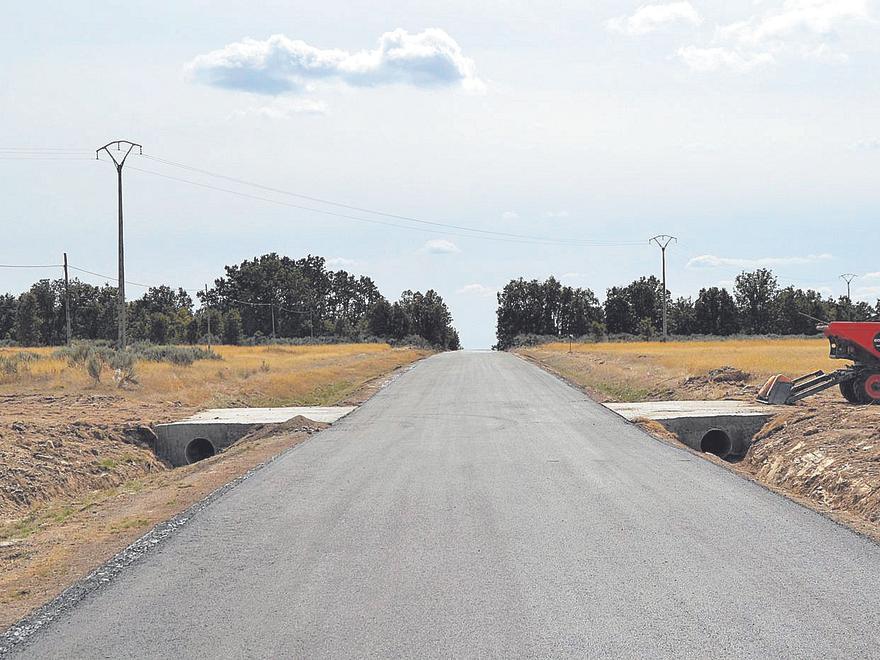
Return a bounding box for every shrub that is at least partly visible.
[130,344,220,366]
[86,353,103,383]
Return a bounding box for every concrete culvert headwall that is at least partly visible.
[700,428,733,458]
[185,438,215,464]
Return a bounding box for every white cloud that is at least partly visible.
[861,272,880,280]
[719,0,871,46]
[545,210,569,218]
[186,29,483,95]
[457,283,497,297]
[230,98,327,119]
[420,239,461,254]
[561,272,587,280]
[326,256,358,269]
[687,253,833,268]
[607,2,702,35]
[677,46,774,72]
[676,1,871,73]
[501,211,519,220]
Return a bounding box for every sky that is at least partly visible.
[1,0,878,348]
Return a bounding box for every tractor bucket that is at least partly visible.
[757,374,793,405]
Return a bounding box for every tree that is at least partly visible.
[495,277,602,348]
[668,297,696,335]
[774,287,825,334]
[365,299,393,337]
[223,309,242,345]
[603,288,633,334]
[0,294,16,341]
[14,292,39,346]
[735,269,778,334]
[694,287,739,335]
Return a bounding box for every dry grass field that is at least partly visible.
[521,337,834,402]
[0,343,429,408]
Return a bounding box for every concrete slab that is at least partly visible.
[606,400,777,421]
[604,400,782,460]
[174,407,356,426]
[155,406,356,467]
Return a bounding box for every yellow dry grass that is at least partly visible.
[521,337,836,402]
[0,343,430,408]
[540,337,836,378]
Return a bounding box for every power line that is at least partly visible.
[0,263,63,268]
[126,163,639,248]
[139,153,644,247]
[0,156,95,160]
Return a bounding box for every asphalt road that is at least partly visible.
[10,351,880,658]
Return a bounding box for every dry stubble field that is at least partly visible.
[0,343,429,629]
[520,338,880,542]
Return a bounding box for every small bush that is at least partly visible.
[86,353,103,383]
[131,344,220,366]
[0,351,41,379]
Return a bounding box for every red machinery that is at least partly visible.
[757,321,880,405]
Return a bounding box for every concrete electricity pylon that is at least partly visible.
[649,234,677,340]
[96,140,142,348]
[840,273,857,300]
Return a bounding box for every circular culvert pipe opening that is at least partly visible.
[700,428,732,458]
[185,437,215,464]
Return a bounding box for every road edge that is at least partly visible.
[0,357,425,656]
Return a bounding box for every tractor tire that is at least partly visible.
[840,379,861,404]
[849,373,880,405]
[861,373,880,404]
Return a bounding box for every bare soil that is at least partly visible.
[0,393,192,519]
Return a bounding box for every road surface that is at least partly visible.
[9,351,880,657]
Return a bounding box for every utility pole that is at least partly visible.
[270,305,276,340]
[649,235,677,341]
[96,140,142,348]
[205,284,211,351]
[840,273,857,300]
[63,253,71,345]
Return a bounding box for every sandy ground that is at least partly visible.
[0,362,416,631]
[519,346,880,543]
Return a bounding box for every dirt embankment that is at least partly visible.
[520,345,880,541]
[0,394,192,519]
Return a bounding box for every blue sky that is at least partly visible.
[1,0,878,347]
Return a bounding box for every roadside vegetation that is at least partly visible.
[0,342,428,407]
[495,268,878,349]
[521,337,837,402]
[0,252,460,350]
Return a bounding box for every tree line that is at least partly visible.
[496,268,878,348]
[1,253,460,349]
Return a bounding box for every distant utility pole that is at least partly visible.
[840,273,857,300]
[96,140,142,348]
[63,253,71,345]
[649,234,677,341]
[270,304,276,340]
